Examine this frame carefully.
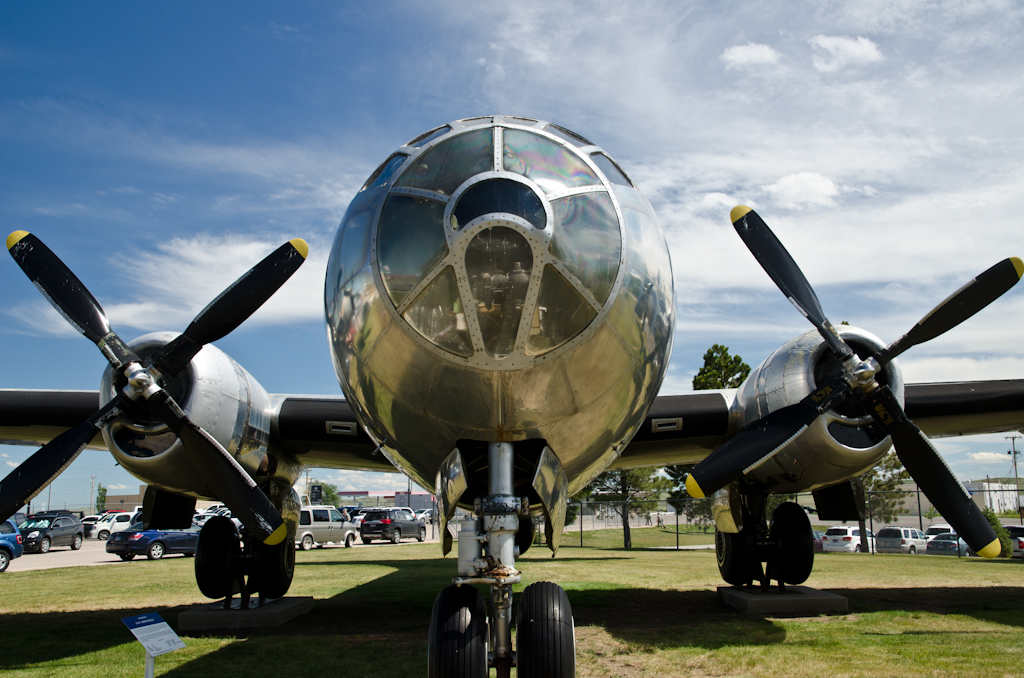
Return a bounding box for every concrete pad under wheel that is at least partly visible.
[178,596,314,632]
[718,586,848,616]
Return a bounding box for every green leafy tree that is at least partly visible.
[95,483,107,513]
[924,505,940,523]
[861,451,910,523]
[310,479,340,507]
[588,469,671,548]
[692,344,751,390]
[983,506,1013,557]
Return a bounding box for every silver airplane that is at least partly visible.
[2,114,1024,677]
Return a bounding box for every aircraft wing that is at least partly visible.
[3,380,1023,475]
[608,379,1024,470]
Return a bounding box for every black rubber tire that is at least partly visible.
[0,548,9,572]
[119,554,135,561]
[909,546,916,554]
[253,538,295,599]
[39,537,51,554]
[715,529,754,586]
[147,542,165,560]
[98,530,110,541]
[300,534,314,551]
[427,584,488,678]
[770,502,814,585]
[418,527,426,542]
[345,533,355,548]
[391,529,401,544]
[516,581,575,678]
[71,534,83,550]
[363,536,373,544]
[195,516,239,599]
[854,545,862,553]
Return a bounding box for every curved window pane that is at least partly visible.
[377,195,448,305]
[550,192,621,304]
[339,210,372,286]
[503,129,599,194]
[590,153,632,187]
[403,267,473,357]
[361,154,408,192]
[526,266,597,355]
[451,179,546,231]
[405,125,451,148]
[396,128,493,196]
[465,227,533,358]
[544,124,594,147]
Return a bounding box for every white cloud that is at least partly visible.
[968,452,1010,463]
[5,461,16,468]
[108,484,129,490]
[761,171,839,209]
[809,35,884,73]
[721,43,781,69]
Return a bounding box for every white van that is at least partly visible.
[295,506,357,550]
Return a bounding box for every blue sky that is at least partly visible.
[3,2,1024,510]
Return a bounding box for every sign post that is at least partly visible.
[122,612,186,678]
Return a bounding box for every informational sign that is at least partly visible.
[122,613,186,657]
[310,484,322,504]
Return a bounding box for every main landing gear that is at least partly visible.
[715,495,814,591]
[428,443,576,678]
[195,516,295,608]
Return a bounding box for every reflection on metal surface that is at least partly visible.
[503,129,600,194]
[435,448,469,556]
[712,484,743,534]
[403,267,472,357]
[532,446,569,555]
[377,196,448,305]
[396,128,493,195]
[550,192,620,304]
[465,227,533,358]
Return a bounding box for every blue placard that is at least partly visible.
[122,613,163,629]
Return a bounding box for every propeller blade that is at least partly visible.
[146,390,286,545]
[880,257,1024,364]
[731,207,853,360]
[687,379,850,498]
[7,231,139,369]
[153,239,308,375]
[864,386,1001,558]
[0,398,121,522]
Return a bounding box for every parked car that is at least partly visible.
[0,518,24,572]
[349,508,371,528]
[875,526,929,554]
[926,532,971,556]
[295,506,357,550]
[1002,524,1024,557]
[360,508,427,544]
[822,526,876,553]
[812,530,826,553]
[415,509,435,524]
[18,513,84,553]
[106,525,200,560]
[93,511,140,540]
[924,524,955,541]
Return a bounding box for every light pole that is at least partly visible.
[1007,435,1022,525]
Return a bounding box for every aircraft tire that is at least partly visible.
[195,516,238,599]
[427,584,488,678]
[770,502,814,585]
[253,538,295,599]
[715,528,753,586]
[516,581,575,678]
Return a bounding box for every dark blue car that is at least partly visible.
[105,524,200,561]
[0,519,24,572]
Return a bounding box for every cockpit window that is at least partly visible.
[526,266,598,355]
[403,267,473,357]
[451,179,546,231]
[502,129,600,194]
[589,153,632,187]
[377,195,448,305]
[549,192,620,304]
[396,128,494,196]
[465,227,533,358]
[543,124,594,147]
[361,154,408,192]
[405,125,451,148]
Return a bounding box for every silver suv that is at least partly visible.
[295,506,357,550]
[875,526,928,554]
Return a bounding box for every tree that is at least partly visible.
[983,507,1013,557]
[861,451,910,523]
[588,469,671,548]
[692,344,751,390]
[96,483,107,513]
[311,479,340,507]
[665,464,713,532]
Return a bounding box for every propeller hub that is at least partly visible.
[123,364,161,400]
[849,356,881,391]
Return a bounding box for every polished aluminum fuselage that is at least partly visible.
[325,116,675,495]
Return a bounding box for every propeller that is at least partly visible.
[1,231,307,545]
[687,206,1021,559]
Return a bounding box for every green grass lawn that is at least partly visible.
[1,544,1022,677]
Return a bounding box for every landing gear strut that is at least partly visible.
[428,443,576,678]
[195,516,295,607]
[715,496,814,590]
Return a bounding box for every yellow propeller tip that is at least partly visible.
[263,523,288,546]
[977,538,1002,559]
[730,205,752,224]
[289,238,309,260]
[1010,257,1023,280]
[685,474,706,499]
[6,231,29,251]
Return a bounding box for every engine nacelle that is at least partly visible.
[731,326,904,493]
[98,332,277,499]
